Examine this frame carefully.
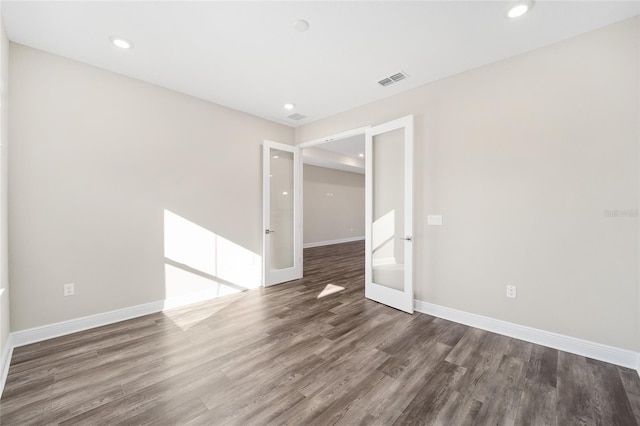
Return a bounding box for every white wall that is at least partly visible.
[296,17,640,351]
[9,44,294,331]
[303,164,364,246]
[0,14,10,363]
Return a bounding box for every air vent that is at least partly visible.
[378,71,408,87]
[287,113,306,121]
[390,72,406,82]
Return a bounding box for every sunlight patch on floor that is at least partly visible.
[317,283,345,299]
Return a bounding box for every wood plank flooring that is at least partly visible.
[1,240,640,425]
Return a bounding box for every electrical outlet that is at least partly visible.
[427,215,443,226]
[64,283,75,297]
[506,285,517,299]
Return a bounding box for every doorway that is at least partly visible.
[296,116,415,313]
[301,131,367,249]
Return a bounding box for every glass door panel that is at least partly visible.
[269,148,294,270]
[365,116,414,313]
[263,141,302,286]
[372,128,405,291]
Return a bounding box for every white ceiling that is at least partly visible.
[317,134,365,160]
[3,1,638,127]
[302,133,365,173]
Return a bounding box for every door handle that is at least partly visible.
[265,229,275,235]
[399,236,412,242]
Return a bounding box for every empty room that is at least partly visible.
[0,1,638,425]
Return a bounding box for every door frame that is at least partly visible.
[262,140,303,286]
[297,126,371,150]
[273,118,414,313]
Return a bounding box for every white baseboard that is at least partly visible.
[2,291,639,399]
[12,301,163,348]
[11,289,226,348]
[303,236,364,249]
[414,299,640,372]
[0,333,13,397]
[0,289,240,397]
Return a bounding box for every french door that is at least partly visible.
[365,115,414,313]
[262,140,302,286]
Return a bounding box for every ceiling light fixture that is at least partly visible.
[110,36,134,49]
[284,103,295,110]
[358,153,364,158]
[507,2,532,19]
[294,19,309,32]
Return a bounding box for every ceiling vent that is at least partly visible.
[378,71,408,87]
[287,113,306,121]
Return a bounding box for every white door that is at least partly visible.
[365,115,414,313]
[263,140,303,286]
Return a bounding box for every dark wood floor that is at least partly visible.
[2,241,640,425]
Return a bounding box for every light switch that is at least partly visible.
[427,215,443,226]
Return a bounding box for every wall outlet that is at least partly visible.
[64,283,75,297]
[506,285,517,299]
[427,215,443,226]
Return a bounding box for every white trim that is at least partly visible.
[12,289,223,348]
[1,291,638,399]
[414,299,640,371]
[297,126,370,149]
[1,289,231,397]
[12,302,163,348]
[303,236,364,249]
[0,333,13,397]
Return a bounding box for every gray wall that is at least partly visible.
[296,17,640,351]
[303,164,364,245]
[9,43,294,331]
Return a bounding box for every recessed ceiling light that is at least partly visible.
[358,153,364,158]
[507,2,531,19]
[282,191,289,196]
[273,155,279,159]
[294,20,309,32]
[110,36,133,49]
[284,103,295,110]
